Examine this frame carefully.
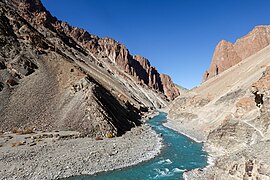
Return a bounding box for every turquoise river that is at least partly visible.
[68,112,208,179]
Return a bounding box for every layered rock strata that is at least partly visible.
[10,0,179,100]
[0,0,179,137]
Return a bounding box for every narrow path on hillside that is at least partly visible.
[244,121,264,137]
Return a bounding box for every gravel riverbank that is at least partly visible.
[163,119,206,143]
[0,124,163,180]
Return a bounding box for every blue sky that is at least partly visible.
[42,0,270,89]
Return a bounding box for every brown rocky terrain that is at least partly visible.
[204,25,270,81]
[0,0,179,137]
[167,28,270,179]
[11,0,179,100]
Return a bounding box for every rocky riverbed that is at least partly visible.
[0,124,163,180]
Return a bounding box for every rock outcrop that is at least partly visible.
[160,74,180,100]
[168,26,270,179]
[205,40,242,81]
[204,26,270,81]
[187,67,270,179]
[0,0,179,137]
[9,0,179,100]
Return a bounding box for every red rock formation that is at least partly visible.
[204,26,270,82]
[206,40,242,81]
[134,55,150,70]
[234,26,270,59]
[133,55,162,91]
[203,71,210,82]
[160,74,180,100]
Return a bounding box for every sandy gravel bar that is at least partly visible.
[0,124,163,180]
[163,120,206,142]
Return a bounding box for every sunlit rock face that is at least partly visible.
[169,23,270,179]
[0,0,180,137]
[204,26,270,82]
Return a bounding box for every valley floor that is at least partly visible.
[0,124,162,180]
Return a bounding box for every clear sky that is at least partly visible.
[42,0,270,89]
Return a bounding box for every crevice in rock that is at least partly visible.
[0,61,6,69]
[0,82,4,91]
[245,160,254,177]
[251,87,264,107]
[6,78,18,87]
[254,93,264,107]
[24,59,38,76]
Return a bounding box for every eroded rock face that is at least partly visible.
[191,67,270,179]
[204,26,270,81]
[206,40,242,81]
[234,26,270,60]
[160,74,180,100]
[170,29,270,178]
[184,152,270,180]
[0,0,176,137]
[10,0,179,100]
[133,55,163,92]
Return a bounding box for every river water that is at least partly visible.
[68,112,208,180]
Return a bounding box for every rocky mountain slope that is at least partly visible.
[203,25,270,81]
[0,0,179,137]
[168,27,270,179]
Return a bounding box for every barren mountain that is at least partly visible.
[168,28,270,179]
[204,25,270,82]
[0,0,179,137]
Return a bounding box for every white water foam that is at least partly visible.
[164,159,172,164]
[204,155,216,169]
[153,167,186,179]
[172,168,187,173]
[153,168,172,179]
[157,158,172,165]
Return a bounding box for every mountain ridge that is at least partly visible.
[10,0,179,100]
[0,0,179,137]
[168,25,270,179]
[203,25,270,82]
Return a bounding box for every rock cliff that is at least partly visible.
[10,0,179,100]
[0,0,179,137]
[160,74,180,100]
[204,26,270,81]
[168,27,270,179]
